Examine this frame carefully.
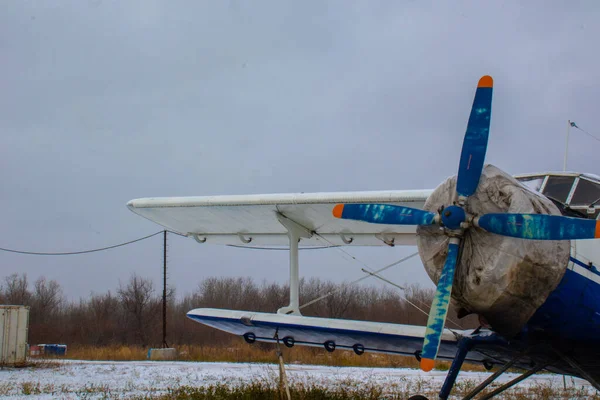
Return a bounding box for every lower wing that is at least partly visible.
[187,308,483,363]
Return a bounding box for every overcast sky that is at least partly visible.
[1,1,599,301]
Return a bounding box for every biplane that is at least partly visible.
[127,76,600,399]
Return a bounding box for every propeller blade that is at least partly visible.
[421,238,460,372]
[332,204,437,226]
[456,75,493,199]
[476,213,600,240]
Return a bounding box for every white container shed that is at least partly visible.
[0,305,29,366]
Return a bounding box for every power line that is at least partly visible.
[299,252,419,310]
[576,126,600,143]
[570,121,600,142]
[0,230,164,256]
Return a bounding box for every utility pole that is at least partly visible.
[162,230,168,348]
[563,120,572,171]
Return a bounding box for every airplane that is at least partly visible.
[127,76,600,399]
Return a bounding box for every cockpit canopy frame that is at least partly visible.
[516,172,600,219]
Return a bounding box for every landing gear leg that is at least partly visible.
[438,337,473,400]
[408,337,474,400]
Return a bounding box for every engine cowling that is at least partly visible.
[417,165,570,337]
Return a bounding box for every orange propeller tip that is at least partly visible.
[332,204,344,218]
[478,75,493,88]
[420,358,435,372]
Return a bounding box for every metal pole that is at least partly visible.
[162,230,168,348]
[563,120,571,171]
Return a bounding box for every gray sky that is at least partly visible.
[1,1,599,301]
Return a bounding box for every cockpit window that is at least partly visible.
[542,176,576,204]
[571,178,600,206]
[518,176,545,192]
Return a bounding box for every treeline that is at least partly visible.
[0,273,477,347]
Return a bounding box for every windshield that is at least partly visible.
[571,178,600,206]
[518,176,545,192]
[542,176,576,204]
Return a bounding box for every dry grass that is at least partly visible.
[58,342,484,371]
[139,380,600,400]
[10,349,599,399]
[60,344,148,361]
[6,379,598,400]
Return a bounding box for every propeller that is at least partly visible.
[332,75,600,371]
[456,75,493,199]
[475,213,600,240]
[332,204,437,226]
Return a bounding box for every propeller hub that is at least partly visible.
[440,205,466,230]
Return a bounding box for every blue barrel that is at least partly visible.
[43,344,67,356]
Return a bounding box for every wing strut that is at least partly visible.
[276,213,313,315]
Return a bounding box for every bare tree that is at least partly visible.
[2,273,31,305]
[88,291,120,345]
[196,277,260,310]
[31,276,63,324]
[117,274,157,347]
[0,273,478,347]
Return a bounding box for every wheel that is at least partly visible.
[407,396,429,400]
[243,332,256,344]
[282,336,295,348]
[352,343,365,355]
[324,340,336,352]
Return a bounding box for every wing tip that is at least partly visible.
[332,204,344,218]
[420,358,435,372]
[478,75,493,88]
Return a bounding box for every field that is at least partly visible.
[59,344,463,370]
[1,358,597,399]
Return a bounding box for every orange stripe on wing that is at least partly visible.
[478,75,493,88]
[595,220,600,238]
[332,204,344,219]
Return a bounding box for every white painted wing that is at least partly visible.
[187,308,485,363]
[127,190,433,246]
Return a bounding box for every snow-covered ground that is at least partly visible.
[0,360,595,399]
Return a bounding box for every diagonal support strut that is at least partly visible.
[276,213,312,315]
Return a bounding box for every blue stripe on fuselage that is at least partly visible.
[528,262,600,342]
[570,256,600,276]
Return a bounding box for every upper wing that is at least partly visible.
[127,189,433,246]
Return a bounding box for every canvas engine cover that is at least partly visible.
[416,165,570,337]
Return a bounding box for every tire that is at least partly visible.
[282,336,295,348]
[407,396,429,400]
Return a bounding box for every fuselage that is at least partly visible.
[506,172,600,342]
[528,238,600,341]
